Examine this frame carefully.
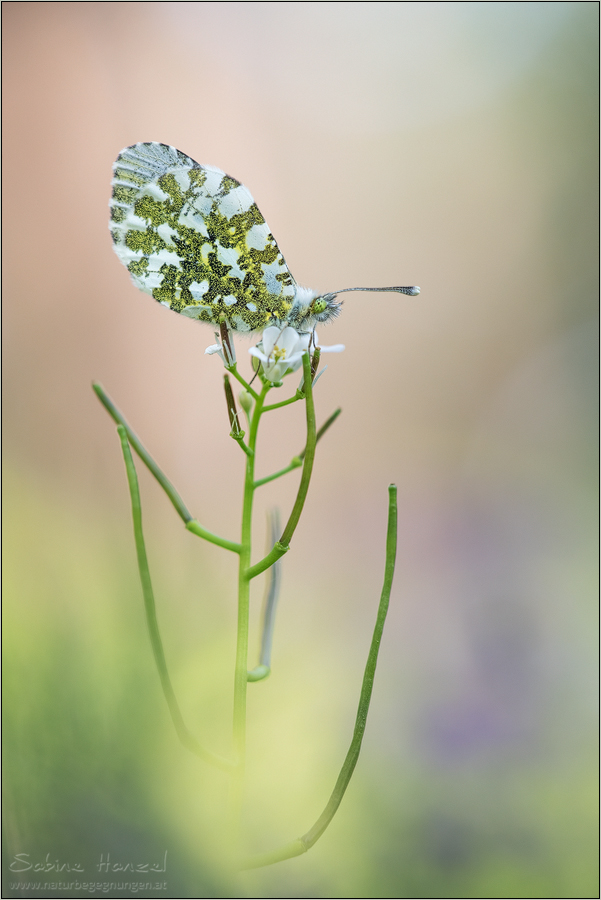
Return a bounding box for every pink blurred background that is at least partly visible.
[3,4,598,898]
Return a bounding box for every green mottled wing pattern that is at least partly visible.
[110,142,297,332]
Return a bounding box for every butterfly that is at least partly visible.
[110,142,419,334]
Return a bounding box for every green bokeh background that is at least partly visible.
[3,3,598,898]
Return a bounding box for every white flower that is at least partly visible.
[205,330,236,366]
[205,341,225,362]
[249,326,310,382]
[249,327,345,384]
[314,334,345,355]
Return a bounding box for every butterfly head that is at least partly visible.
[285,285,343,333]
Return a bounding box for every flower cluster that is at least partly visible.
[206,325,344,383]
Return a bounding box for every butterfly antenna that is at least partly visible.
[328,285,420,297]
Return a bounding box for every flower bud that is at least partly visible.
[238,389,253,415]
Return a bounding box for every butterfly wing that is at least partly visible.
[109,142,297,332]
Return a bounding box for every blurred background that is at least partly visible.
[2,3,598,898]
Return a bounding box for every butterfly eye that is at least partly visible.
[311,298,329,315]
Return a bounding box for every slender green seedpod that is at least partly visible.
[223,374,243,438]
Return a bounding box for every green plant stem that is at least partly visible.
[240,483,398,869]
[263,392,303,412]
[185,520,241,554]
[246,665,270,682]
[231,356,319,836]
[94,383,192,523]
[230,380,270,830]
[232,434,254,457]
[254,407,342,488]
[245,541,289,581]
[117,425,234,773]
[93,382,240,554]
[254,458,303,489]
[244,356,315,580]
[278,353,317,548]
[299,407,342,460]
[244,353,317,581]
[226,364,260,400]
[247,511,282,682]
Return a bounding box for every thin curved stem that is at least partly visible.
[246,353,317,581]
[247,511,282,682]
[240,483,398,868]
[245,541,288,581]
[94,383,192,523]
[253,458,302,489]
[185,520,241,554]
[117,425,234,773]
[254,407,342,489]
[93,383,240,553]
[278,353,317,547]
[231,381,271,829]
[226,364,260,401]
[263,392,303,412]
[299,407,342,460]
